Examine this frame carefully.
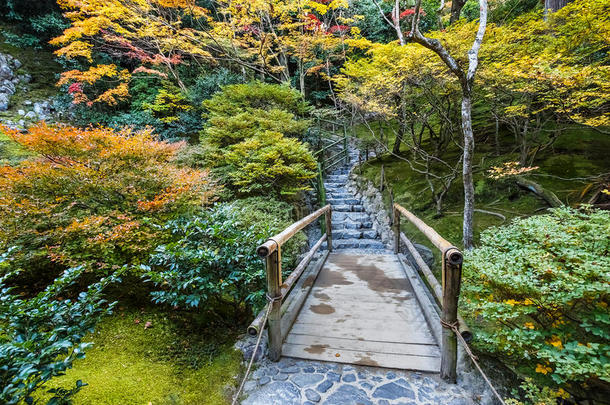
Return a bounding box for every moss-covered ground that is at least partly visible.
[352,121,610,255]
[35,308,243,405]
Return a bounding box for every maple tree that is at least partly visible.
[0,124,217,281]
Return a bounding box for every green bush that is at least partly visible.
[462,207,610,395]
[199,82,316,197]
[0,254,122,405]
[143,198,307,316]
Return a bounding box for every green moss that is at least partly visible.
[36,309,243,405]
[0,132,32,165]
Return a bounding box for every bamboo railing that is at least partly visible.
[393,203,469,384]
[250,205,332,361]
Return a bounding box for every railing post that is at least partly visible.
[265,247,282,361]
[393,206,400,254]
[440,248,463,383]
[325,209,333,252]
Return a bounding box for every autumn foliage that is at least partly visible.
[0,124,217,281]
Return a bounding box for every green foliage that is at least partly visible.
[200,82,316,197]
[488,0,540,24]
[143,85,193,124]
[188,68,243,107]
[462,207,610,389]
[144,199,306,314]
[222,131,317,196]
[505,378,565,405]
[1,1,67,47]
[0,258,122,405]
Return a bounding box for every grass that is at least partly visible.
[36,308,243,405]
[352,121,610,255]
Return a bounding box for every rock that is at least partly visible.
[304,388,321,403]
[242,381,301,405]
[24,100,32,105]
[18,110,25,116]
[0,81,16,95]
[372,382,416,401]
[272,373,289,381]
[0,93,9,111]
[282,365,299,374]
[316,379,333,393]
[326,371,341,382]
[342,373,356,382]
[242,343,266,362]
[258,376,270,385]
[291,373,323,388]
[0,66,12,80]
[325,385,372,405]
[13,59,22,69]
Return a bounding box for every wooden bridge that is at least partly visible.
[250,201,472,383]
[247,118,471,383]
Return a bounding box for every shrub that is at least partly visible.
[462,207,610,396]
[0,124,217,282]
[222,131,317,196]
[143,198,307,316]
[199,82,316,197]
[0,252,122,405]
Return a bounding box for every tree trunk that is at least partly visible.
[461,91,475,250]
[393,102,407,154]
[450,0,466,24]
[545,0,569,12]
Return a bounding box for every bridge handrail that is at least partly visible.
[250,204,333,361]
[392,203,465,383]
[257,204,331,258]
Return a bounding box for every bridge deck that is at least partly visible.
[283,253,441,372]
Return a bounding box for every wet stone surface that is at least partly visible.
[240,358,478,405]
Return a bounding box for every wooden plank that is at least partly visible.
[282,252,441,372]
[285,334,440,357]
[294,307,427,324]
[283,343,440,372]
[288,322,435,344]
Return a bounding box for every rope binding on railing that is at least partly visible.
[231,293,281,405]
[440,320,507,405]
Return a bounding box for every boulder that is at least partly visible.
[0,93,9,111]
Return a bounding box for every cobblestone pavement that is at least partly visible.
[240,357,478,405]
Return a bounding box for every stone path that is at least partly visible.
[241,357,476,405]
[323,151,387,252]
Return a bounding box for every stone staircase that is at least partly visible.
[323,153,386,251]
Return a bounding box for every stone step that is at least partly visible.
[326,174,348,181]
[323,239,386,250]
[326,192,353,199]
[332,204,364,212]
[331,221,373,230]
[324,183,346,190]
[327,198,361,205]
[332,229,364,239]
[332,229,378,240]
[331,211,370,222]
